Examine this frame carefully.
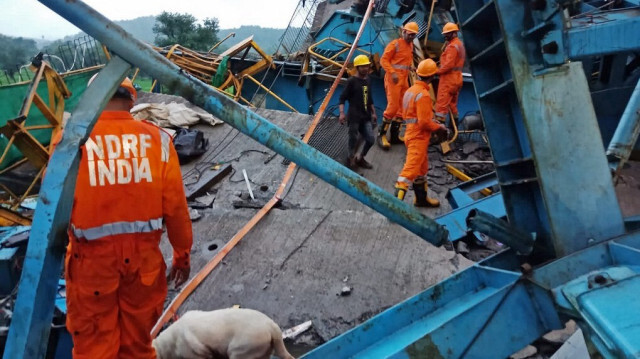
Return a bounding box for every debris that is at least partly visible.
[550,328,588,359]
[342,275,349,282]
[19,196,38,210]
[510,345,537,359]
[456,241,470,254]
[282,320,313,340]
[131,102,223,128]
[195,194,216,207]
[189,208,202,221]
[262,284,269,290]
[338,286,352,296]
[233,198,270,209]
[543,320,577,344]
[242,169,255,200]
[462,142,482,155]
[184,163,232,200]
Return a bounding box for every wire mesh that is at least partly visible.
[275,0,322,56]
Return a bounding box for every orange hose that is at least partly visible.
[151,0,377,337]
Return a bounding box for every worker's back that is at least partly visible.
[64,110,187,241]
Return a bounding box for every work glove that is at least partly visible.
[430,126,449,145]
[168,265,190,287]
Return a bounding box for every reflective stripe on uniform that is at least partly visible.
[435,112,448,118]
[392,64,412,70]
[72,217,163,240]
[403,91,425,112]
[397,176,411,185]
[395,41,399,53]
[160,129,170,163]
[404,118,418,124]
[453,43,466,60]
[451,67,464,71]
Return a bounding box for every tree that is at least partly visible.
[0,35,39,75]
[153,12,219,51]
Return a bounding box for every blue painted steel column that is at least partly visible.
[37,0,448,245]
[3,57,131,359]
[607,78,640,171]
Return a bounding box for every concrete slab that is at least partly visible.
[152,105,472,344]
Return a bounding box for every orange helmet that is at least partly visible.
[416,59,438,77]
[402,22,419,34]
[118,77,137,101]
[442,22,459,34]
[88,73,137,101]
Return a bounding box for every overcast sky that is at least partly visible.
[0,0,300,40]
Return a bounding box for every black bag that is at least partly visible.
[173,128,209,164]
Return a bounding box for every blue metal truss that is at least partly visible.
[302,0,640,357]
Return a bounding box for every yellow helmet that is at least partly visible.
[442,22,459,34]
[402,22,419,34]
[416,59,438,77]
[353,54,371,67]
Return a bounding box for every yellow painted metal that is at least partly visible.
[151,37,278,104]
[0,207,32,226]
[306,37,373,78]
[446,164,492,196]
[10,166,45,211]
[102,45,111,60]
[208,32,236,53]
[243,75,298,113]
[0,60,70,215]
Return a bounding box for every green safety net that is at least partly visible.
[0,69,99,170]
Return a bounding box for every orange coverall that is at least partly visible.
[396,81,444,188]
[52,111,193,359]
[380,38,414,120]
[435,37,465,119]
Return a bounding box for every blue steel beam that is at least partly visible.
[37,0,448,246]
[3,57,131,359]
[303,231,640,358]
[492,0,626,256]
[566,8,640,59]
[302,263,561,358]
[607,78,640,172]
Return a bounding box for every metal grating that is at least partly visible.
[283,111,349,165]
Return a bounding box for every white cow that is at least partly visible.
[153,308,295,359]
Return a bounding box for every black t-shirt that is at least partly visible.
[339,76,374,123]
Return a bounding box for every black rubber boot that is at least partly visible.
[389,119,403,144]
[413,178,440,207]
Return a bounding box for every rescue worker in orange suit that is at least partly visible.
[395,59,448,207]
[378,21,419,150]
[51,75,193,359]
[435,22,465,131]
